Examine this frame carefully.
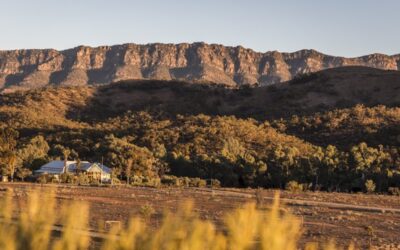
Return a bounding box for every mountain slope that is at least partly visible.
[1,66,399,190]
[1,43,399,91]
[1,66,399,127]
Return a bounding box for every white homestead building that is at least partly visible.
[35,160,111,182]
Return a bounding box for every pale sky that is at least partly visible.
[0,0,399,57]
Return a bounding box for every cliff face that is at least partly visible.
[0,43,399,90]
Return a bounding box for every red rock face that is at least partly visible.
[0,43,398,90]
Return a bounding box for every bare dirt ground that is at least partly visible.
[0,183,399,249]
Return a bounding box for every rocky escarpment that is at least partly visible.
[0,43,399,91]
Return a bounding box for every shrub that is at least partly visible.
[130,176,144,186]
[139,204,155,221]
[130,176,161,187]
[111,177,121,185]
[77,174,90,186]
[181,177,191,187]
[60,173,75,184]
[190,177,207,187]
[90,179,100,186]
[160,175,181,187]
[49,175,59,183]
[147,177,161,187]
[161,175,180,186]
[388,187,400,196]
[161,175,210,188]
[210,179,221,188]
[290,72,318,85]
[15,168,32,181]
[365,180,376,193]
[36,174,48,184]
[285,181,304,192]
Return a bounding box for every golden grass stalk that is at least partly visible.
[15,190,56,250]
[52,201,89,250]
[0,190,353,250]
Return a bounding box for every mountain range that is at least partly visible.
[1,43,399,92]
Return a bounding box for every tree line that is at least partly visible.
[1,108,399,193]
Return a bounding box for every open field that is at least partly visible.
[0,183,399,249]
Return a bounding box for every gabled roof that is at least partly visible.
[35,161,111,174]
[95,163,112,174]
[72,162,111,174]
[35,160,72,174]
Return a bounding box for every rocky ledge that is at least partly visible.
[0,43,399,90]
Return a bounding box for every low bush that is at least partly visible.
[143,177,161,187]
[161,175,209,187]
[36,174,59,184]
[130,176,161,187]
[139,204,155,221]
[77,173,90,185]
[180,177,191,187]
[60,173,75,184]
[209,179,221,188]
[111,177,121,185]
[365,180,376,193]
[36,174,48,184]
[160,175,179,186]
[190,177,207,187]
[90,179,100,186]
[285,181,304,192]
[290,72,319,85]
[388,187,400,196]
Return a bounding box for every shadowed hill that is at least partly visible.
[68,66,400,121]
[86,66,400,119]
[261,66,400,116]
[1,66,400,126]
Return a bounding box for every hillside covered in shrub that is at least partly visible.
[0,67,399,192]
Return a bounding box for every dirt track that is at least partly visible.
[194,188,400,214]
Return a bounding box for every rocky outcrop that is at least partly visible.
[0,43,399,90]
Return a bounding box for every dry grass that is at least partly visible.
[0,189,354,250]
